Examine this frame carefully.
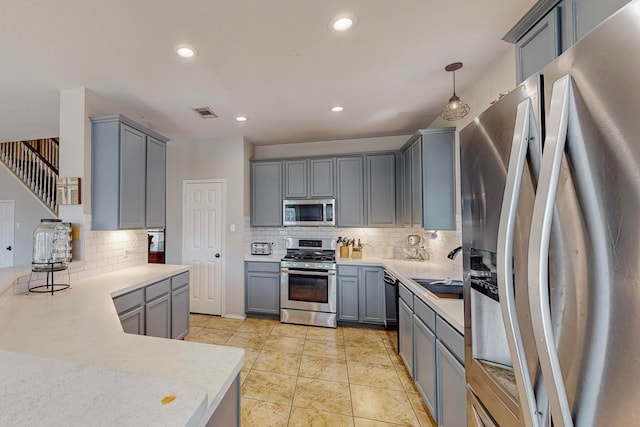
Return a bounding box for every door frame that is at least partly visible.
[0,200,15,268]
[181,179,227,315]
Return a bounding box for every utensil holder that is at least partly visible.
[351,247,362,259]
[339,246,350,258]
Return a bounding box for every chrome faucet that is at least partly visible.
[447,246,462,260]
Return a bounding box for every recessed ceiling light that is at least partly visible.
[331,15,356,31]
[236,116,247,122]
[176,46,196,58]
[331,106,344,112]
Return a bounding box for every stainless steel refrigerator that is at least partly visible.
[460,2,640,426]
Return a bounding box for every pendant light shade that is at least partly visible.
[440,62,470,121]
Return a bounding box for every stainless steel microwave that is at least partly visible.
[283,199,335,226]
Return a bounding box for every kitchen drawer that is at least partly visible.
[338,265,359,277]
[145,278,171,301]
[436,316,464,364]
[246,261,280,273]
[399,283,414,309]
[171,271,190,290]
[113,289,144,314]
[414,297,436,331]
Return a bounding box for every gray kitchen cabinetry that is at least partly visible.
[90,115,168,230]
[401,129,456,230]
[145,279,172,339]
[146,136,166,229]
[112,271,190,339]
[171,272,191,339]
[436,340,466,427]
[366,154,397,227]
[402,149,412,227]
[398,282,466,426]
[336,156,366,227]
[337,265,387,325]
[245,262,280,316]
[113,289,145,335]
[251,161,283,227]
[284,158,334,198]
[506,0,631,84]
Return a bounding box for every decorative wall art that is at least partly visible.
[56,177,82,205]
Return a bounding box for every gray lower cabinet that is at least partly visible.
[171,281,190,339]
[398,297,414,376]
[90,114,169,230]
[119,306,145,335]
[336,156,366,227]
[113,272,190,339]
[245,262,280,315]
[399,283,466,426]
[436,340,466,427]
[251,161,283,227]
[414,314,437,418]
[366,154,396,227]
[337,265,387,325]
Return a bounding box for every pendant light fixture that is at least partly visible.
[440,62,470,121]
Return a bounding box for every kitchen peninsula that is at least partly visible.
[0,264,243,427]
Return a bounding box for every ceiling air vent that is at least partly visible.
[192,107,218,119]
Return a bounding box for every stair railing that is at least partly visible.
[0,139,59,214]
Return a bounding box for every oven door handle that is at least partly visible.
[281,268,335,277]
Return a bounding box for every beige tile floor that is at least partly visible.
[186,314,438,427]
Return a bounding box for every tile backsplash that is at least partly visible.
[14,215,147,293]
[244,216,463,276]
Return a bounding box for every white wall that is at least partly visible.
[165,136,249,317]
[0,166,52,265]
[254,135,410,159]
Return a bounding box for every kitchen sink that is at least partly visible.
[411,278,463,300]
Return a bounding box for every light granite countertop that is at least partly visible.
[244,254,464,334]
[0,264,244,427]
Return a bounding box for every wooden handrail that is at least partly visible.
[21,140,58,174]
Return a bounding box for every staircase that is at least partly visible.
[0,138,59,214]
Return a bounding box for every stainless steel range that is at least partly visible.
[280,237,337,328]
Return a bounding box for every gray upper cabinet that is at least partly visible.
[309,158,334,198]
[90,115,168,230]
[400,129,456,230]
[284,160,308,198]
[366,154,396,227]
[506,0,631,84]
[284,158,334,199]
[336,156,366,227]
[146,136,166,228]
[251,161,283,227]
[516,6,561,84]
[410,141,422,227]
[403,149,412,227]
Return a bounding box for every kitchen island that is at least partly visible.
[0,264,244,427]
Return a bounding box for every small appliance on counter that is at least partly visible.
[251,242,273,255]
[403,234,428,261]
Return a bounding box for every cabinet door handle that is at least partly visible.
[215,253,221,258]
[5,246,11,251]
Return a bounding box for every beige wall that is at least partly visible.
[428,46,517,214]
[253,135,410,159]
[165,136,249,317]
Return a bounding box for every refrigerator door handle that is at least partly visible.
[528,75,574,427]
[497,99,540,427]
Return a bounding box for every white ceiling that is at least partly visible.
[0,0,536,145]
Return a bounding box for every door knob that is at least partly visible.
[5,246,11,251]
[215,253,221,258]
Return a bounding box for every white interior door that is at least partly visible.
[0,201,15,268]
[182,181,224,315]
